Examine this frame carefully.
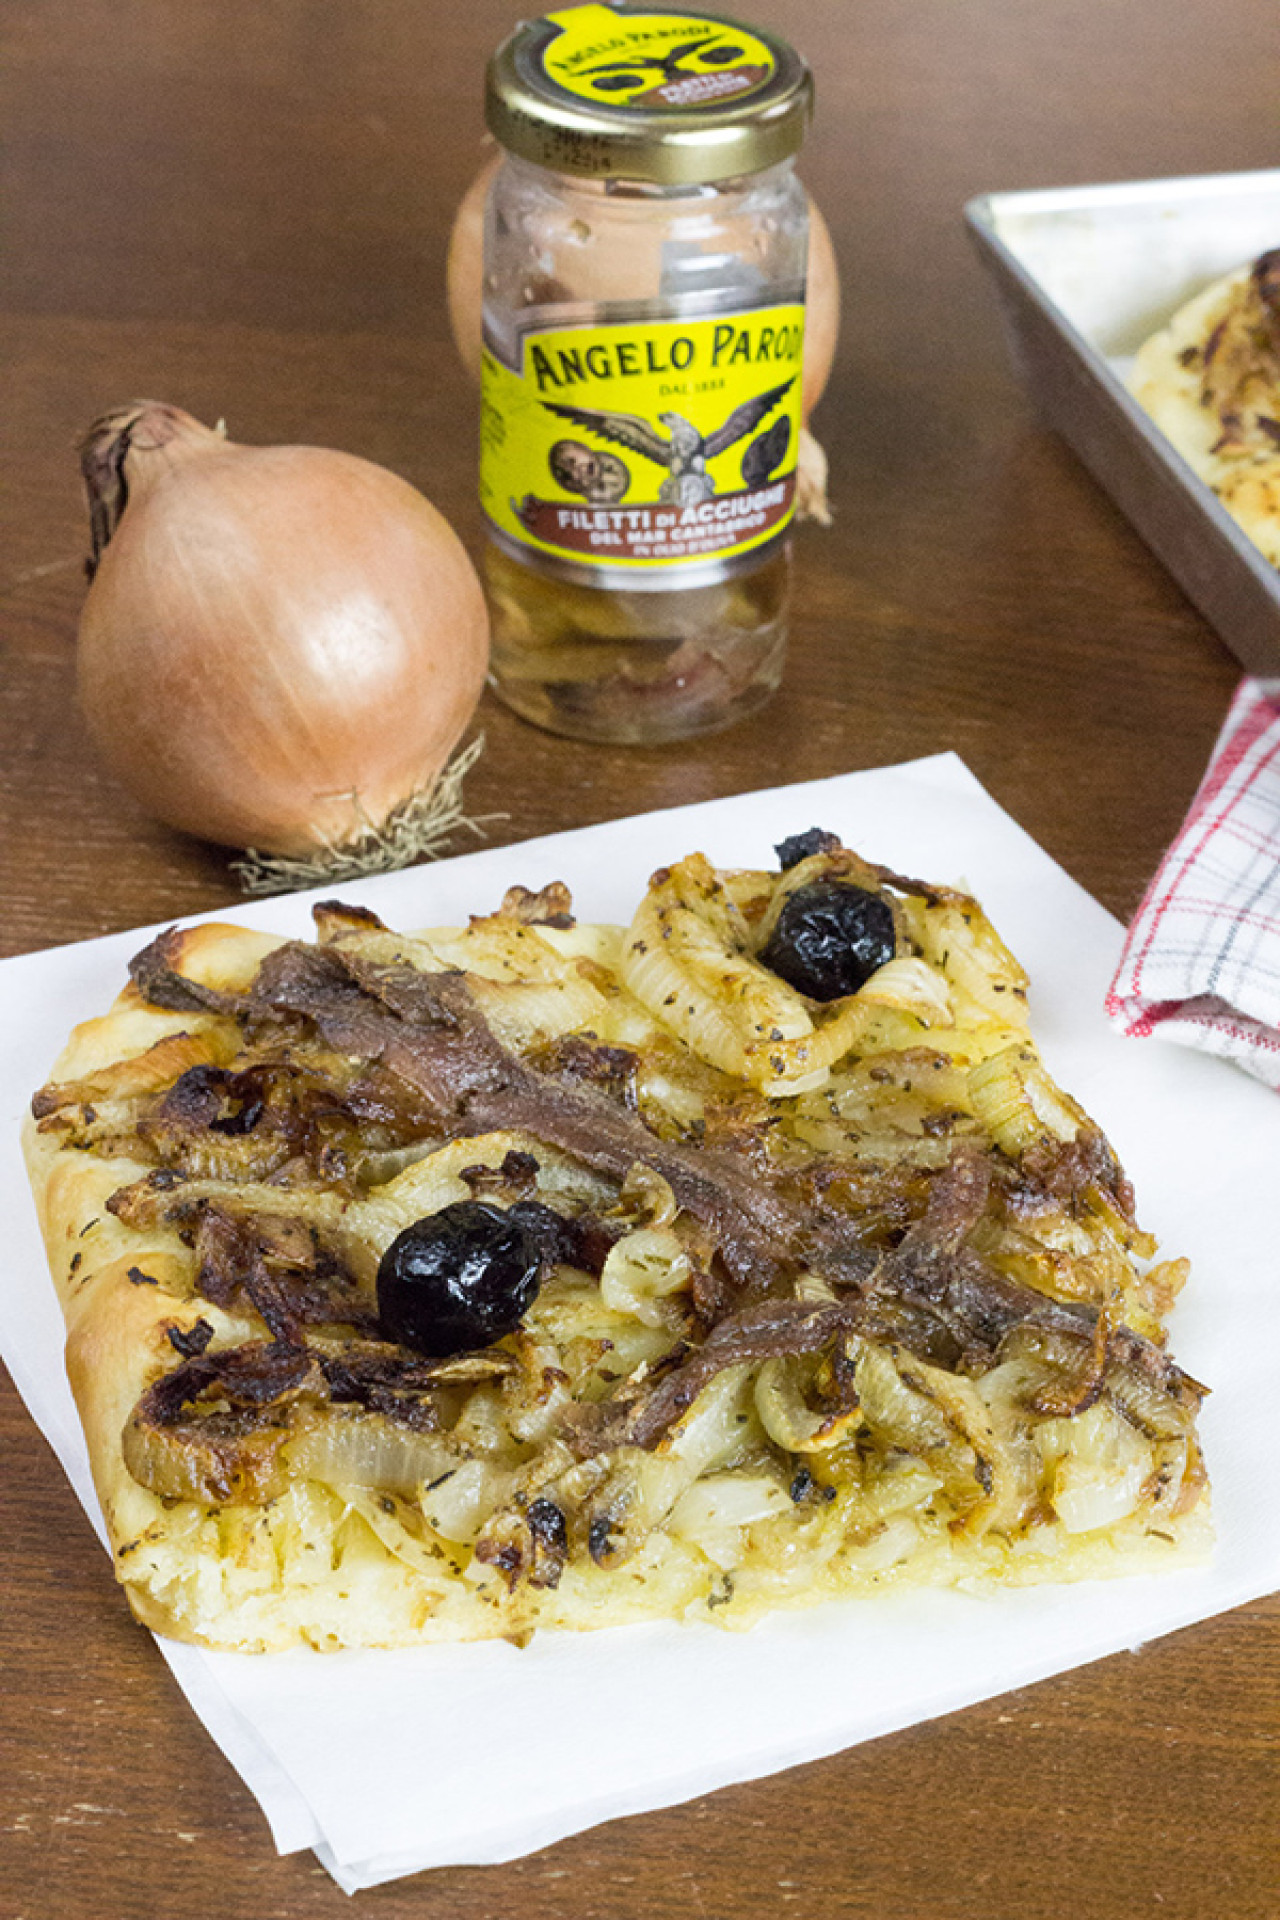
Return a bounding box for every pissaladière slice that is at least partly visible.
[24,835,1210,1652]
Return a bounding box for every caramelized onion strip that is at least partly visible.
[122,1406,297,1505]
[33,1026,236,1122]
[622,856,817,1091]
[754,1354,862,1454]
[286,1408,456,1497]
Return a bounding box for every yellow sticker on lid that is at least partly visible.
[540,5,777,111]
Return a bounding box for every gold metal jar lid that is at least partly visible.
[486,3,812,186]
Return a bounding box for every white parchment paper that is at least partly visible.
[3,754,1277,1893]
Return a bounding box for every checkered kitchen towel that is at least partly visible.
[1107,679,1280,1088]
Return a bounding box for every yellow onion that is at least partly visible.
[445,152,840,423]
[77,402,489,861]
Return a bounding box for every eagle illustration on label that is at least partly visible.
[543,380,793,507]
[480,302,805,574]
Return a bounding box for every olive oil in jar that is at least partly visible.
[480,4,813,744]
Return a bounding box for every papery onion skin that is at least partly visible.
[77,403,490,857]
[800,199,840,423]
[445,153,839,424]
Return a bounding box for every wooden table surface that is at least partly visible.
[3,1,1277,1913]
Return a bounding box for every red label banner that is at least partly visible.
[510,475,795,564]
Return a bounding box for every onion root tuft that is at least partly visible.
[231,735,500,895]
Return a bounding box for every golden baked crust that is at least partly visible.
[25,850,1211,1652]
[1130,251,1280,565]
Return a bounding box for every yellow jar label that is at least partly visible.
[481,302,804,574]
[539,6,777,111]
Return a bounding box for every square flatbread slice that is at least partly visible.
[24,842,1210,1651]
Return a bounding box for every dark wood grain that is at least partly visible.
[3,1,1277,1913]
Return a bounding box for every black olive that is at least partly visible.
[760,881,896,1001]
[508,1199,617,1276]
[376,1201,544,1358]
[774,826,842,871]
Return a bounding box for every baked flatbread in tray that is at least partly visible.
[1131,249,1280,567]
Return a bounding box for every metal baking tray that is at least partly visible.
[966,169,1280,673]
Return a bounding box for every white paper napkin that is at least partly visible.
[3,753,1278,1895]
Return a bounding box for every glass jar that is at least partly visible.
[479,4,813,744]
